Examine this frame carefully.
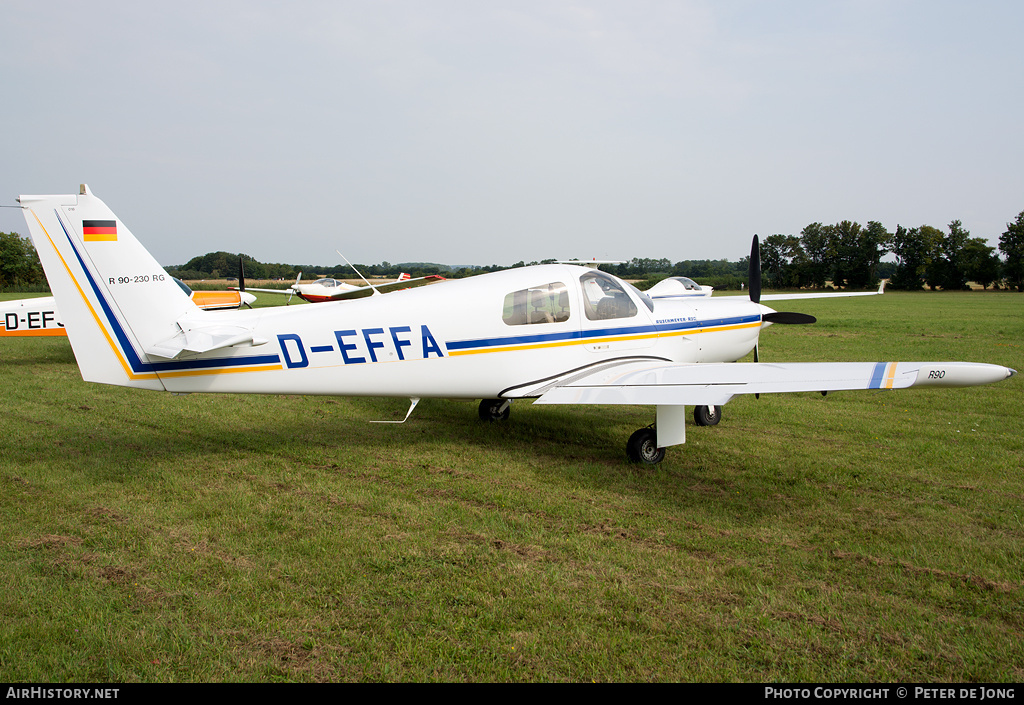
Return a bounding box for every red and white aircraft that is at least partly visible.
[19,185,1016,463]
[245,271,445,304]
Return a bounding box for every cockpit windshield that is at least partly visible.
[314,278,339,288]
[579,271,649,320]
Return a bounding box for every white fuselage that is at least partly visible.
[147,265,765,398]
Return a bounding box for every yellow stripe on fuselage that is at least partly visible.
[447,321,761,357]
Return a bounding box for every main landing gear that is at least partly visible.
[626,405,724,465]
[478,398,511,422]
[626,427,665,465]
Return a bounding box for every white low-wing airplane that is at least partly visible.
[1,281,256,338]
[19,185,1016,464]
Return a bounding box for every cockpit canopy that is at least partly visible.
[502,269,653,327]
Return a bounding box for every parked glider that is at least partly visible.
[20,186,1016,463]
[244,271,445,304]
[1,279,256,337]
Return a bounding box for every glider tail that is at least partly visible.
[18,184,196,390]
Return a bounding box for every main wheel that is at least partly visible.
[693,405,722,426]
[478,398,511,422]
[626,428,666,465]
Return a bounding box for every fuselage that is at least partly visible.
[294,278,362,303]
[151,265,767,398]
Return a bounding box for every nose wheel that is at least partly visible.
[693,405,722,426]
[478,398,511,422]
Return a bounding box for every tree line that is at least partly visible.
[3,210,1024,292]
[611,212,1024,292]
[755,218,1010,292]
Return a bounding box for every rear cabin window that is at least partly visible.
[579,271,638,320]
[502,282,570,326]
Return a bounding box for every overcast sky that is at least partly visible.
[2,1,1021,268]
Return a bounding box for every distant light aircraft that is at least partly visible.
[19,186,1016,464]
[646,276,714,298]
[1,279,256,337]
[244,271,445,304]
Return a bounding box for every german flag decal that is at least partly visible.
[83,219,117,241]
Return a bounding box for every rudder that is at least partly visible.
[19,184,196,389]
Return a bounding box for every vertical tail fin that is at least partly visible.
[19,184,196,389]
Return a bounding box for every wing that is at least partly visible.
[713,281,886,302]
[528,359,1015,407]
[324,274,447,301]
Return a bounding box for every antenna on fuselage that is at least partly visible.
[336,250,381,296]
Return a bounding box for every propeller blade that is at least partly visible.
[748,235,761,304]
[235,255,253,307]
[762,312,817,325]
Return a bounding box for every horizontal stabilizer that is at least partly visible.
[147,321,267,359]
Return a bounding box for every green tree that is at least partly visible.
[999,211,1024,291]
[930,220,971,290]
[0,231,45,289]
[888,225,943,290]
[829,220,889,289]
[761,234,803,288]
[799,222,833,289]
[960,238,1001,289]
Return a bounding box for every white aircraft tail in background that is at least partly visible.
[20,185,1016,463]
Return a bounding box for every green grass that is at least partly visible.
[0,290,1021,682]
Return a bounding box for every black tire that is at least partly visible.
[626,428,666,465]
[478,398,510,422]
[693,405,722,426]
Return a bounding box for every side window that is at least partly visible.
[579,272,638,320]
[502,282,570,326]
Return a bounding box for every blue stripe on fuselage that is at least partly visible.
[445,314,761,352]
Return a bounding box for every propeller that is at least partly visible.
[286,272,301,305]
[748,234,762,305]
[237,256,253,309]
[747,235,817,385]
[749,235,762,364]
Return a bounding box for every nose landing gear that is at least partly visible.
[693,405,722,426]
[478,398,511,422]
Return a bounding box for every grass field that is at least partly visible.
[0,290,1021,682]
